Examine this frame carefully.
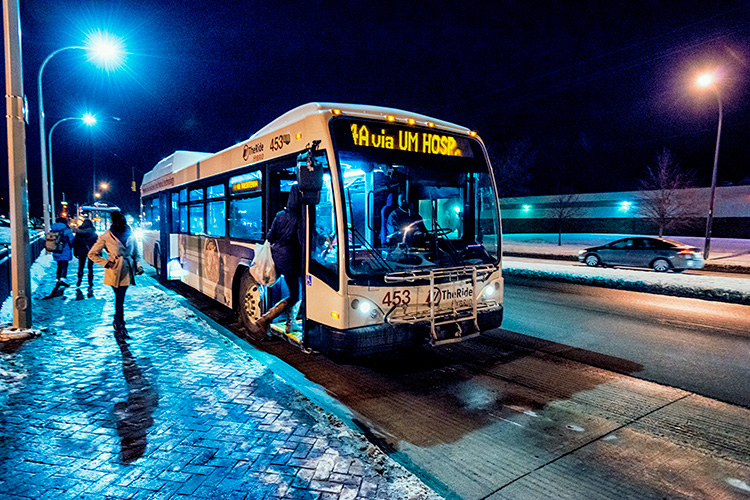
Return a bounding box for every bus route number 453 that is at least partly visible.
[382,290,411,306]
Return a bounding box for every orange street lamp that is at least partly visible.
[695,70,723,260]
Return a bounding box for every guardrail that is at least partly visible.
[0,231,46,305]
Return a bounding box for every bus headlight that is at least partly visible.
[351,298,382,321]
[481,281,500,301]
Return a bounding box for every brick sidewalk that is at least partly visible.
[0,256,441,500]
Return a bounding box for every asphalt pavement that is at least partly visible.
[0,256,441,500]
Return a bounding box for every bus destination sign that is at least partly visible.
[348,122,474,157]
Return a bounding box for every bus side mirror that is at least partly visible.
[297,140,323,205]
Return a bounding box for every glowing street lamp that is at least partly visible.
[695,70,723,260]
[48,114,98,219]
[37,31,125,231]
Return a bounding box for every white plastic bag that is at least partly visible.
[250,241,277,286]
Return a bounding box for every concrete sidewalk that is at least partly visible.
[0,256,441,500]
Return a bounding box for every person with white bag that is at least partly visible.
[249,184,304,337]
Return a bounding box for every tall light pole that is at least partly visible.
[3,0,33,330]
[37,32,125,231]
[696,71,723,260]
[48,114,98,218]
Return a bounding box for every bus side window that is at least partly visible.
[229,196,263,240]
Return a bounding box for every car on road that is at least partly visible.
[577,237,705,272]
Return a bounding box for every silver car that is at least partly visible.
[577,237,705,272]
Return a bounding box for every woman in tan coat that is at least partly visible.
[88,211,142,337]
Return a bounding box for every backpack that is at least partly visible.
[45,230,63,253]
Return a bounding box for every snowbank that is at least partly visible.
[503,258,750,304]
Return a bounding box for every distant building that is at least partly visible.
[501,185,750,238]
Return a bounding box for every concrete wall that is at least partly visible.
[500,185,750,238]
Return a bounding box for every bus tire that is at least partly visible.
[238,271,264,334]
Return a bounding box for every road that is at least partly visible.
[169,280,750,500]
[503,276,750,407]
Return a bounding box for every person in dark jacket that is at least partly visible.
[50,217,75,292]
[252,184,304,336]
[73,219,98,289]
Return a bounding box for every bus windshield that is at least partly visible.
[332,118,500,278]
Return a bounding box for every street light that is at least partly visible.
[695,70,723,260]
[48,114,98,219]
[37,32,125,231]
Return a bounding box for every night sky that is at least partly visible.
[3,0,750,218]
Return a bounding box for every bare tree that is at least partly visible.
[637,149,700,237]
[551,192,583,246]
[490,140,536,197]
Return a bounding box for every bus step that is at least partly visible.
[431,332,481,346]
[269,321,304,345]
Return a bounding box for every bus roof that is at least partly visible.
[142,104,476,195]
[142,150,212,186]
[248,102,471,141]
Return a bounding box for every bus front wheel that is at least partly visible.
[238,271,264,334]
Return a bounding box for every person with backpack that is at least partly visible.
[72,219,98,290]
[48,217,75,293]
[88,211,143,338]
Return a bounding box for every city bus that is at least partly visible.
[140,103,503,356]
[78,201,121,232]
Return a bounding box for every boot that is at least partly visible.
[113,318,129,338]
[250,299,289,336]
[285,302,301,334]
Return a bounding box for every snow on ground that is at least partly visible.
[502,233,750,304]
[503,258,750,304]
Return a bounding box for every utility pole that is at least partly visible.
[3,0,33,332]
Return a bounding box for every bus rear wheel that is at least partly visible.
[238,271,264,335]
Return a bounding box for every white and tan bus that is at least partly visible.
[140,103,503,356]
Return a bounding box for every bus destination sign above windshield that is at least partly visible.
[348,122,474,157]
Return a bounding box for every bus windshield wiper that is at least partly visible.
[348,225,393,274]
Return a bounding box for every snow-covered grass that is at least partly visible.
[503,258,750,304]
